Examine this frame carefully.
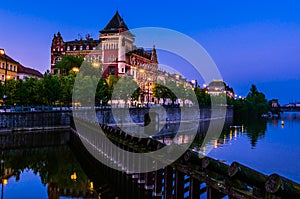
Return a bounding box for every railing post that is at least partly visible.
[190,177,200,199]
[164,166,174,198]
[174,170,185,199]
[153,168,163,197]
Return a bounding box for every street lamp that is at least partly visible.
[0,49,8,112]
[191,79,198,89]
[147,78,151,108]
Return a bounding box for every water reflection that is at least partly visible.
[205,112,300,183]
[0,146,97,199]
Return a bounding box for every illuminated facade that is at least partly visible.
[51,11,158,103]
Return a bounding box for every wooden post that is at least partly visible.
[202,157,229,176]
[228,161,267,189]
[265,173,300,198]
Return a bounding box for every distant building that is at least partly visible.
[51,11,158,103]
[17,64,43,79]
[207,80,234,98]
[0,51,42,82]
[0,52,18,81]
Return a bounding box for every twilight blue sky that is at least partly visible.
[1,0,300,104]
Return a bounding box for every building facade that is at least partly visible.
[0,52,42,82]
[51,11,158,104]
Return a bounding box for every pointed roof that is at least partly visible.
[100,11,129,34]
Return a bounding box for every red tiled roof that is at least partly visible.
[17,64,43,78]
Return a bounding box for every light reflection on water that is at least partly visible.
[208,112,300,183]
[1,112,300,198]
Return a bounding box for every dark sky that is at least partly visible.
[1,0,300,104]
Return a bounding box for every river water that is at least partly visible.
[1,112,300,198]
[207,112,300,183]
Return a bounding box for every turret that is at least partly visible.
[151,45,158,63]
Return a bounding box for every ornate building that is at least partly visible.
[51,11,158,103]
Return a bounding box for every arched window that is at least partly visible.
[55,57,62,63]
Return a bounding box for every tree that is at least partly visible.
[73,73,98,106]
[152,83,170,104]
[232,84,268,119]
[95,78,110,106]
[111,76,140,105]
[59,74,75,105]
[42,71,61,105]
[246,84,268,117]
[55,55,84,75]
[194,87,210,106]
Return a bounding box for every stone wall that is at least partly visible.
[0,111,71,132]
[94,106,233,125]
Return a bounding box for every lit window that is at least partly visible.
[108,54,116,62]
[67,46,70,51]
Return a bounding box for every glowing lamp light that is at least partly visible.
[72,67,79,73]
[92,62,100,68]
[139,69,145,73]
[2,179,8,185]
[214,140,218,148]
[89,181,94,190]
[70,172,77,181]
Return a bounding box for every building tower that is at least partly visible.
[99,11,135,77]
[50,32,65,74]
